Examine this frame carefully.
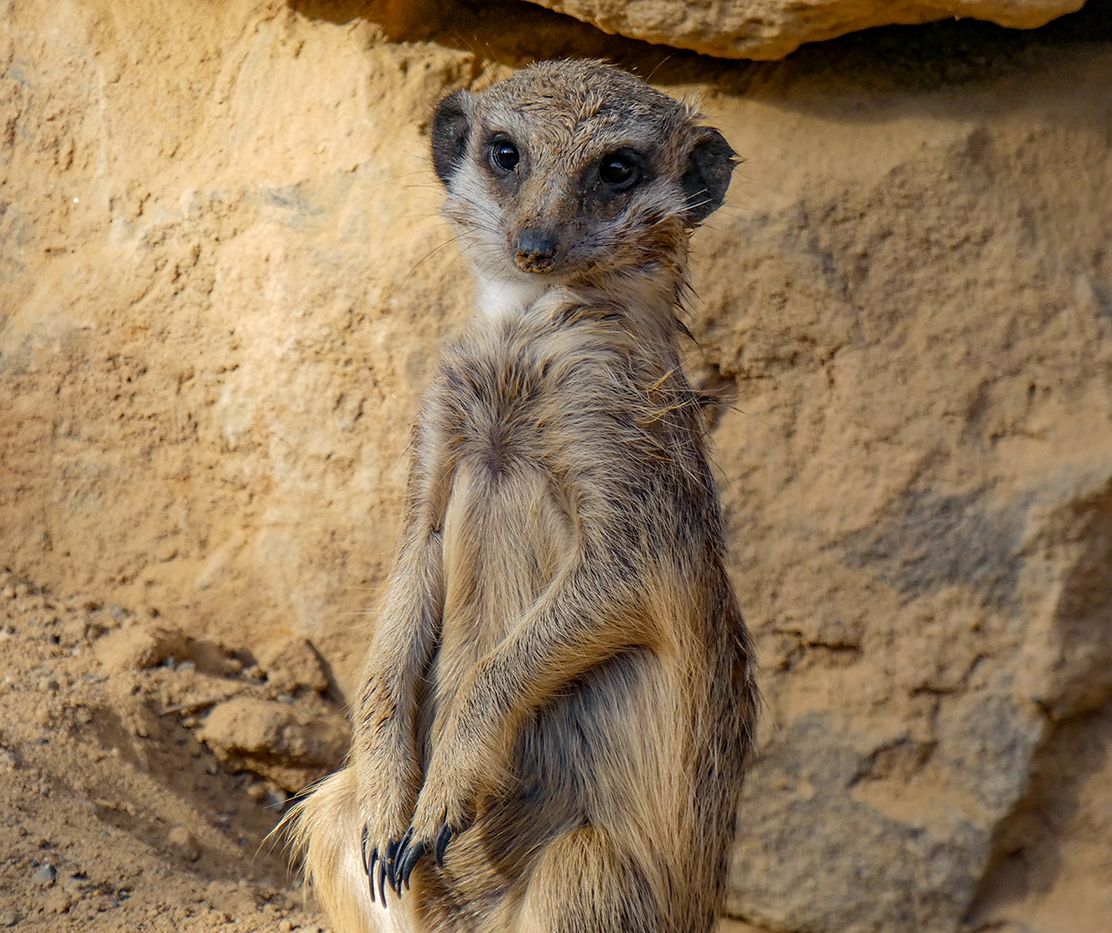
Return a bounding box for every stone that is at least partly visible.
[196,697,349,792]
[30,863,56,886]
[92,622,190,675]
[522,0,1087,59]
[167,825,202,862]
[253,637,330,695]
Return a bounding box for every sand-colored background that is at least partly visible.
[2,1,1110,930]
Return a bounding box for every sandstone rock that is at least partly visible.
[969,703,1112,930]
[523,0,1087,59]
[697,97,1112,929]
[1015,475,1112,720]
[93,622,190,674]
[197,697,349,792]
[253,636,330,695]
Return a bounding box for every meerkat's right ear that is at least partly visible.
[432,91,478,186]
[681,126,738,225]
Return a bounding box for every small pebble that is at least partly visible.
[0,909,21,926]
[168,825,201,861]
[278,921,294,932]
[31,863,56,886]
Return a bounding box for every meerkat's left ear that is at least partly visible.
[681,127,737,225]
[432,90,478,187]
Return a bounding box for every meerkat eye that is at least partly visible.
[489,137,520,174]
[598,153,642,190]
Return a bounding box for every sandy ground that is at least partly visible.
[0,566,771,933]
[0,567,332,932]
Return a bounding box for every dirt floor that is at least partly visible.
[3,576,1112,933]
[0,567,336,932]
[0,568,763,933]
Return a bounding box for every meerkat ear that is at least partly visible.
[432,90,477,186]
[681,127,737,225]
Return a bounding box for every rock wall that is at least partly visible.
[523,0,1088,60]
[2,1,1111,931]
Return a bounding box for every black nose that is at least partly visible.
[514,228,559,273]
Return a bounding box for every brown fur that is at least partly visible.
[285,60,758,933]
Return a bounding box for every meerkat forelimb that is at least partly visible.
[286,59,758,933]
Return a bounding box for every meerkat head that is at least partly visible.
[431,60,736,317]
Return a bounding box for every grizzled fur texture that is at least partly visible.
[286,60,758,933]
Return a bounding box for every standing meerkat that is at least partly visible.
[287,59,758,933]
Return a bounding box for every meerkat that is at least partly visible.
[286,59,758,933]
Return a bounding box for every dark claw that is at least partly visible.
[398,839,427,891]
[366,831,384,902]
[376,850,388,907]
[434,823,455,867]
[388,830,412,895]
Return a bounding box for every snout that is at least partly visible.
[512,227,560,274]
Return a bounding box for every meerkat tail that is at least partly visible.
[286,769,420,933]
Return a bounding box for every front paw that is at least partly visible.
[355,751,422,906]
[366,822,465,901]
[361,810,414,906]
[360,781,462,903]
[390,774,474,896]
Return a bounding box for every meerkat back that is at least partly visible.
[287,60,758,933]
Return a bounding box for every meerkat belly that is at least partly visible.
[439,451,574,665]
[516,650,687,816]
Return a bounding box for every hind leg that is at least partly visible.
[515,826,676,933]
